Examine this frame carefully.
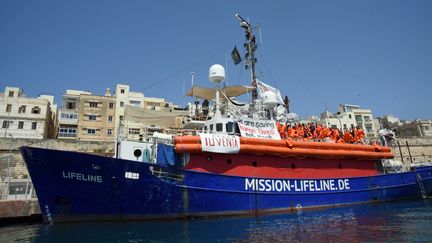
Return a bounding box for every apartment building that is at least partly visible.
[0,87,56,139]
[320,104,377,138]
[114,84,145,138]
[76,92,116,141]
[57,90,91,139]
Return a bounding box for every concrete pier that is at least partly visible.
[0,199,41,223]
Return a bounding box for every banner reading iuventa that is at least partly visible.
[237,117,281,140]
[199,133,240,154]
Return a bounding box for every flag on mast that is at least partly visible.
[231,46,242,65]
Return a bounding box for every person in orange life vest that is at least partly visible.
[281,123,287,138]
[287,125,294,138]
[330,128,340,142]
[343,129,354,143]
[356,126,365,142]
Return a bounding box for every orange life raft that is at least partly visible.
[174,136,394,160]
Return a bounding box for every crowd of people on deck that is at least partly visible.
[276,122,372,144]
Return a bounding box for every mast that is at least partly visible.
[235,14,258,101]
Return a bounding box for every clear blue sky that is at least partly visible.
[1,0,431,120]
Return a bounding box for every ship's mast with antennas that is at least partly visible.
[235,13,258,101]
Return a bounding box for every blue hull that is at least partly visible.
[20,146,432,223]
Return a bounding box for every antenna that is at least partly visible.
[235,13,258,101]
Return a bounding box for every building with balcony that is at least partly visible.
[319,104,377,138]
[0,87,57,139]
[57,90,91,139]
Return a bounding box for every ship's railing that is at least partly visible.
[150,166,184,183]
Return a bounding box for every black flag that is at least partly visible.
[231,46,242,65]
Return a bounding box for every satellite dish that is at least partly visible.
[209,64,225,84]
[261,91,278,109]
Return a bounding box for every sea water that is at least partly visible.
[1,199,432,242]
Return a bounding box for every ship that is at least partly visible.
[21,14,432,223]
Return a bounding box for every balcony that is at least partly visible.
[59,111,78,125]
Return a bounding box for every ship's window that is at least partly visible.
[216,123,223,132]
[226,122,234,133]
[226,159,232,164]
[204,126,207,132]
[125,172,139,179]
[252,161,257,167]
[291,164,296,169]
[338,164,343,169]
[234,123,240,135]
[209,124,214,133]
[207,156,212,161]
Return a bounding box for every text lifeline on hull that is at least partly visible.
[20,14,432,223]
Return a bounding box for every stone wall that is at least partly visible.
[0,138,115,179]
[391,137,432,164]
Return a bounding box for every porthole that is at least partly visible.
[226,159,232,164]
[207,156,212,161]
[252,161,257,167]
[291,164,296,169]
[338,164,343,169]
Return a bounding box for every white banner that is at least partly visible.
[237,117,281,140]
[199,133,240,154]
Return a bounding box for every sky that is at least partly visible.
[1,0,431,120]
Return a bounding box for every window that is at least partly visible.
[18,121,24,129]
[129,128,140,135]
[119,115,123,121]
[424,126,430,130]
[216,123,223,132]
[348,114,352,119]
[108,116,113,122]
[31,106,41,114]
[107,129,113,136]
[89,102,98,108]
[120,101,124,107]
[31,122,37,130]
[8,91,14,97]
[120,89,125,94]
[6,104,12,112]
[226,122,233,133]
[18,106,26,113]
[125,172,139,179]
[67,102,76,109]
[58,128,77,138]
[2,121,9,128]
[87,129,96,134]
[88,115,97,121]
[109,103,114,109]
[130,100,141,106]
[61,113,78,119]
[209,124,214,133]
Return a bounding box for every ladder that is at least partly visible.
[416,173,427,199]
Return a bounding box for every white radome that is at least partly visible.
[209,64,226,84]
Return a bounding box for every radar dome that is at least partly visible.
[261,91,279,109]
[209,64,226,84]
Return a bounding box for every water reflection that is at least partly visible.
[1,199,432,243]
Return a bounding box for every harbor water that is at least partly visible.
[1,198,432,242]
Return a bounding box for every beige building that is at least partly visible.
[114,84,145,138]
[123,105,186,141]
[76,92,116,141]
[0,87,56,139]
[320,104,377,138]
[395,120,432,137]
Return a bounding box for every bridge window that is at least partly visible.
[216,123,223,132]
[125,172,139,179]
[226,122,234,133]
